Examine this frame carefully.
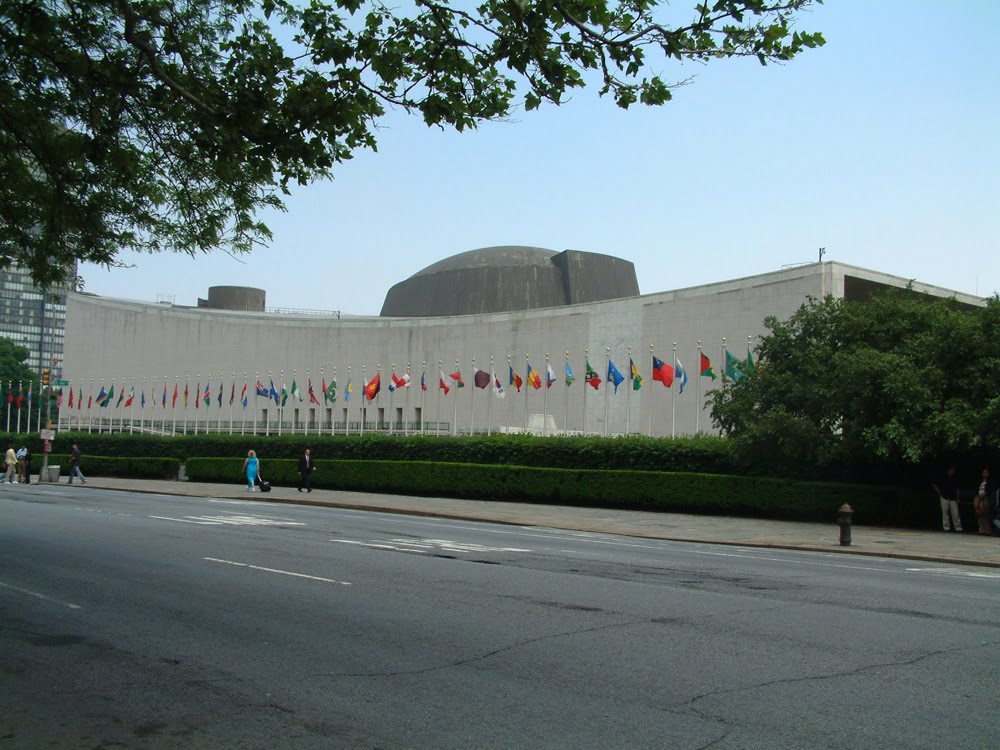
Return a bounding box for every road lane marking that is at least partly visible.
[331,538,531,555]
[151,514,305,527]
[0,580,81,609]
[907,567,1000,579]
[150,515,223,525]
[203,557,350,586]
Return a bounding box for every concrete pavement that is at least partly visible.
[19,475,1000,568]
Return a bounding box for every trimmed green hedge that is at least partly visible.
[185,457,900,523]
[41,454,180,480]
[8,431,736,474]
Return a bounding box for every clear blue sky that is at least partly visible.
[81,0,1000,313]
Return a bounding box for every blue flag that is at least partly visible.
[607,359,625,393]
[269,380,280,406]
[675,359,689,394]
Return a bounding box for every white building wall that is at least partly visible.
[61,262,981,437]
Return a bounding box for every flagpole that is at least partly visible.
[582,349,588,435]
[330,367,337,435]
[649,344,654,437]
[404,362,411,436]
[541,353,550,437]
[5,380,10,433]
[278,370,285,436]
[452,359,459,436]
[360,365,365,436]
[376,363,382,432]
[671,342,678,439]
[16,379,22,433]
[469,357,475,435]
[523,354,529,433]
[625,347,631,435]
[696,341,703,434]
[137,377,143,433]
[88,379,93,433]
[436,360,442,436]
[486,356,494,436]
[292,369,297,433]
[563,352,570,434]
[420,361,426,434]
[217,375,223,434]
[345,366,351,436]
[604,348,610,437]
[505,354,511,434]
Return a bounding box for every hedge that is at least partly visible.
[38,454,180,480]
[185,457,901,524]
[8,431,736,473]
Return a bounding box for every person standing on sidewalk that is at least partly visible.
[974,468,995,536]
[297,448,315,493]
[68,443,87,484]
[242,450,260,492]
[4,446,17,483]
[931,465,961,532]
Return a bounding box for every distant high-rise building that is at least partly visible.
[0,262,76,376]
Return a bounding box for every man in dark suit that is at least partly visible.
[297,448,315,492]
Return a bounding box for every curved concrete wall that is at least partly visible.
[60,262,980,437]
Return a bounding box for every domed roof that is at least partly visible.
[411,246,557,277]
[381,246,639,317]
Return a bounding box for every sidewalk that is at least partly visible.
[40,476,1000,569]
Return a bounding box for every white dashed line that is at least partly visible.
[204,557,351,586]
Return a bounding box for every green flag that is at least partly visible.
[724,350,745,381]
[290,379,302,402]
[326,378,337,404]
[280,385,288,408]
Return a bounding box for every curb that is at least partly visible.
[78,481,1000,570]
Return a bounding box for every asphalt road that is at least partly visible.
[2,484,998,749]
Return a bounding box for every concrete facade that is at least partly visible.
[60,261,983,437]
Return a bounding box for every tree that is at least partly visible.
[0,0,824,284]
[0,337,43,430]
[709,292,1000,476]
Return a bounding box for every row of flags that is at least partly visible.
[37,344,758,413]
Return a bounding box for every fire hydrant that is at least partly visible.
[838,504,854,546]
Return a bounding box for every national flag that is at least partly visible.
[96,385,107,406]
[103,385,115,407]
[509,366,523,393]
[387,377,395,393]
[526,364,542,390]
[449,370,465,388]
[123,386,134,407]
[194,382,200,409]
[88,392,93,409]
[607,359,625,393]
[290,379,302,402]
[391,371,409,391]
[203,382,211,407]
[345,378,352,401]
[116,387,126,408]
[241,382,249,408]
[545,363,556,389]
[421,371,428,391]
[364,372,381,401]
[565,362,575,387]
[217,381,223,407]
[652,356,674,387]
[676,359,689,394]
[256,379,268,397]
[230,382,235,405]
[280,384,288,408]
[27,384,32,409]
[16,388,24,409]
[439,371,451,396]
[183,383,189,408]
[68,387,74,409]
[326,378,337,404]
[584,360,602,390]
[724,350,745,381]
[630,358,643,391]
[492,369,505,399]
[473,368,490,389]
[308,379,321,405]
[162,384,168,408]
[79,388,83,410]
[172,384,178,408]
[746,344,756,375]
[700,353,717,380]
[141,391,146,408]
[269,380,280,406]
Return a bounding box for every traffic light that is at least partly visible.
[41,369,50,387]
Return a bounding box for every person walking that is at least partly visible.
[4,446,17,483]
[15,446,27,483]
[297,448,315,493]
[931,465,962,532]
[68,443,87,484]
[23,446,32,485]
[974,468,995,536]
[242,450,260,492]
